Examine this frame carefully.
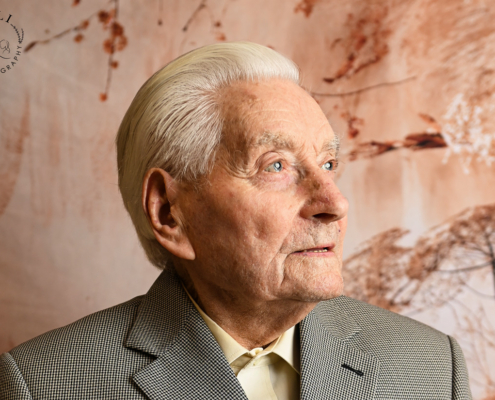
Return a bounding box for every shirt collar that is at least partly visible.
[182,283,300,374]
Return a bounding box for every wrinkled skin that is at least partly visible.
[144,79,349,349]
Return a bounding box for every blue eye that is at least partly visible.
[322,161,337,171]
[265,161,283,173]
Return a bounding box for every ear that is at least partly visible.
[142,168,195,260]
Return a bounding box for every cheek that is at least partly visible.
[249,194,300,244]
[185,174,303,271]
[338,215,348,236]
[333,216,348,259]
[220,177,299,235]
[254,171,297,191]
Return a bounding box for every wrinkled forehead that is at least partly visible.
[217,79,335,156]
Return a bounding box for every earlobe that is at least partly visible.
[142,168,196,260]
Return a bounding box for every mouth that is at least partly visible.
[292,244,335,256]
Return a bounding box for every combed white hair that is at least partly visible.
[116,41,300,269]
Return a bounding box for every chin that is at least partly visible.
[279,257,345,302]
[312,282,344,302]
[290,274,344,303]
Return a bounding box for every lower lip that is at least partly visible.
[292,250,335,257]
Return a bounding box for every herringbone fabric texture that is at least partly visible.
[0,270,472,399]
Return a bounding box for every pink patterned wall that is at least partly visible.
[1,0,494,397]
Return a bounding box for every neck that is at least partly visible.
[177,267,316,350]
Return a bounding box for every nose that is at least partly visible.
[299,168,349,223]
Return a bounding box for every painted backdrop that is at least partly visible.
[1,0,494,398]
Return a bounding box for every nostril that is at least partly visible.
[314,213,330,219]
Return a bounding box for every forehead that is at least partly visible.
[218,79,334,153]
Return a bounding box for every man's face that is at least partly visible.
[177,79,348,304]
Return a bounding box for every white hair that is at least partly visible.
[116,41,300,269]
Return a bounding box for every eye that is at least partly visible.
[322,160,338,171]
[265,161,284,173]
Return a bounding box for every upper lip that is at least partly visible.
[293,243,335,253]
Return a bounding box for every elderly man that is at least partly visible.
[1,42,471,400]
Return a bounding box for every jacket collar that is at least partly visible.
[125,270,380,400]
[125,270,191,357]
[299,299,381,399]
[126,270,247,399]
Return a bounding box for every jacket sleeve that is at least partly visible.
[0,352,33,400]
[449,336,473,400]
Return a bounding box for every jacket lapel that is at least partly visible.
[299,298,381,400]
[125,271,380,399]
[125,271,247,400]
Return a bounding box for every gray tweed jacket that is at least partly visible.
[0,270,472,399]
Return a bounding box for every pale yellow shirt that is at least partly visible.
[184,287,300,400]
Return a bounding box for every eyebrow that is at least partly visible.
[323,135,340,157]
[254,131,296,149]
[253,131,340,158]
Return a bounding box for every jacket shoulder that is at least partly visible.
[333,296,445,333]
[325,297,472,399]
[5,296,153,399]
[318,295,452,356]
[10,295,144,359]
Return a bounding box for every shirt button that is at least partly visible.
[247,348,263,357]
